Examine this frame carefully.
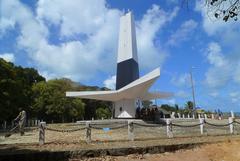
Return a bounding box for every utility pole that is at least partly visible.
[190,67,196,114]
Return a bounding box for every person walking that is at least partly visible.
[14,108,27,136]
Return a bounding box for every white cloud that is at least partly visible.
[1,0,121,81]
[175,90,190,98]
[171,73,190,87]
[36,0,108,37]
[204,42,234,88]
[195,2,240,108]
[195,1,240,35]
[0,53,15,62]
[206,42,226,67]
[168,99,176,105]
[229,92,240,103]
[136,5,179,70]
[209,91,219,97]
[167,19,198,46]
[0,19,15,36]
[0,1,179,84]
[103,75,116,90]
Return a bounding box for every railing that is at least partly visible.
[38,117,240,145]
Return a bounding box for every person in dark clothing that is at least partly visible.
[136,106,141,118]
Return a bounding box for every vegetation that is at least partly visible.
[0,58,45,122]
[0,58,112,123]
[183,0,239,22]
[160,101,206,114]
[0,58,209,123]
[206,0,239,22]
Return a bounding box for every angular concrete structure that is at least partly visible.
[66,12,172,118]
[116,12,139,90]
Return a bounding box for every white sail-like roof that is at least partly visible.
[66,68,173,101]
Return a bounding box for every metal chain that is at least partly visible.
[90,124,128,130]
[90,122,127,126]
[133,122,165,127]
[171,123,203,128]
[45,126,86,132]
[205,121,232,127]
[234,120,240,124]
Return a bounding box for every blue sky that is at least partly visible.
[1,0,240,112]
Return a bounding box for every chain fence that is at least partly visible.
[2,118,240,145]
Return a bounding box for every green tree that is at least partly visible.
[142,100,152,108]
[32,79,85,122]
[185,101,193,110]
[0,58,45,121]
[161,104,178,112]
[96,107,111,119]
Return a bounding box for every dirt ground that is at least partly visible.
[75,139,240,161]
[1,120,240,161]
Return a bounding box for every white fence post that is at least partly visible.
[39,122,46,145]
[200,118,204,135]
[231,111,235,118]
[171,112,175,119]
[86,121,91,143]
[177,113,181,118]
[166,119,173,138]
[229,117,234,134]
[193,114,195,119]
[128,121,134,141]
[211,114,214,119]
[204,114,207,119]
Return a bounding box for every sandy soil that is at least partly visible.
[75,140,240,161]
[1,119,240,161]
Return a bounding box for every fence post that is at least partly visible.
[39,122,46,145]
[229,117,234,134]
[231,111,235,118]
[204,114,207,119]
[166,119,173,138]
[86,121,91,143]
[128,121,134,141]
[177,113,180,118]
[200,118,204,135]
[193,114,195,119]
[211,114,214,119]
